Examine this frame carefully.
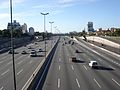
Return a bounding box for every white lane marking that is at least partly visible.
[83,65,87,70]
[76,78,80,88]
[71,65,74,70]
[112,78,120,87]
[94,78,101,88]
[59,65,61,70]
[17,61,23,65]
[109,65,115,70]
[59,58,61,62]
[16,55,23,60]
[17,69,23,75]
[7,61,12,65]
[0,86,3,90]
[58,78,60,88]
[29,61,33,64]
[1,69,10,76]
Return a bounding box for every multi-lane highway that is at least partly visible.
[42,36,120,90]
[0,37,58,90]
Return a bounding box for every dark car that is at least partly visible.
[75,50,79,53]
[71,57,76,62]
[21,50,27,54]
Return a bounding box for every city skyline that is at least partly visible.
[0,0,120,33]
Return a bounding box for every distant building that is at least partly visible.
[7,20,21,30]
[22,23,27,34]
[87,22,94,33]
[29,27,34,35]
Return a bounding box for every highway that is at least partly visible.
[42,36,120,90]
[0,37,58,90]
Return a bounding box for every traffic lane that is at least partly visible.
[0,42,52,90]
[42,42,62,90]
[43,39,79,90]
[75,38,120,68]
[74,42,120,80]
[61,45,86,90]
[0,44,51,90]
[69,43,120,90]
[0,39,52,71]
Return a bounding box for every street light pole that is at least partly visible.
[10,0,17,90]
[41,13,49,59]
[49,22,54,48]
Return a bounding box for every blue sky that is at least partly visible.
[0,0,120,33]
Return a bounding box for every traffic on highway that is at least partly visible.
[42,36,120,90]
[0,36,120,90]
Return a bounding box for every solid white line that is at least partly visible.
[112,78,120,87]
[1,69,10,76]
[76,78,80,88]
[59,65,61,70]
[94,78,101,88]
[83,65,87,70]
[0,86,3,90]
[71,65,74,70]
[17,61,23,65]
[17,69,23,75]
[58,78,60,88]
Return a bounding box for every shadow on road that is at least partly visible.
[93,66,114,71]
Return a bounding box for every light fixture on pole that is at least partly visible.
[10,0,17,90]
[49,22,54,48]
[41,13,49,59]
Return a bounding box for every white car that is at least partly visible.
[30,51,37,57]
[89,61,98,68]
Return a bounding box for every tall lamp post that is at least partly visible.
[10,0,17,90]
[41,13,49,59]
[49,22,54,48]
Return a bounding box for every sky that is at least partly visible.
[0,0,120,33]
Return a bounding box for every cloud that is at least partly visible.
[0,0,27,9]
[0,13,9,20]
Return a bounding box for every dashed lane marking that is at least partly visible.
[58,78,60,88]
[1,69,10,76]
[76,78,80,88]
[112,78,120,87]
[71,65,74,70]
[0,86,3,90]
[83,65,87,70]
[17,69,23,75]
[94,78,101,88]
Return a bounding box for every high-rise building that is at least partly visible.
[29,27,34,35]
[87,22,94,32]
[22,23,27,34]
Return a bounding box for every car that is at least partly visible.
[21,50,27,54]
[89,61,98,68]
[75,50,79,53]
[38,48,43,52]
[30,51,37,57]
[28,46,32,49]
[71,42,74,45]
[8,49,13,54]
[71,57,77,62]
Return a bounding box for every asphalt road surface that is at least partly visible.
[0,37,58,90]
[42,36,120,90]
